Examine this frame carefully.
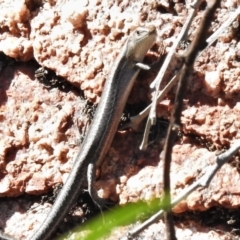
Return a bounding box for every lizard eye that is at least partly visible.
[136,30,140,35]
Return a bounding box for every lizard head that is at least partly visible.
[126,25,157,63]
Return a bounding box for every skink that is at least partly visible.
[0,25,156,240]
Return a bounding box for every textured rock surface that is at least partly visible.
[0,0,239,239]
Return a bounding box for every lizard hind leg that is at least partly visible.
[87,163,114,211]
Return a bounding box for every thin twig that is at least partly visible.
[125,2,237,239]
[204,5,240,51]
[141,0,203,147]
[162,1,221,240]
[137,74,180,150]
[132,6,240,149]
[126,141,240,238]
